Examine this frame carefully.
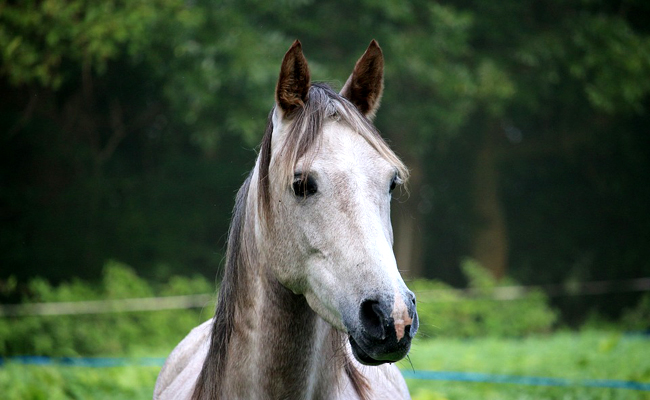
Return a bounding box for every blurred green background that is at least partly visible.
[1,0,649,399]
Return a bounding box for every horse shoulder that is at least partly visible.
[154,319,212,400]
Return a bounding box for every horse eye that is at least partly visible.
[293,175,318,198]
[389,175,398,193]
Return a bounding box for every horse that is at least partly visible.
[154,40,419,400]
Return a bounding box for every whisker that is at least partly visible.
[405,354,415,372]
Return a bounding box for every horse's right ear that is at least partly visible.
[276,40,311,115]
[340,40,384,120]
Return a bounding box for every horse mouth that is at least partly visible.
[348,335,389,366]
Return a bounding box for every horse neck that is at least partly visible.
[239,273,343,397]
[219,190,345,399]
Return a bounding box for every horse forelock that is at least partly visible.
[257,83,409,224]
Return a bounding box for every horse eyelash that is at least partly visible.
[390,173,403,193]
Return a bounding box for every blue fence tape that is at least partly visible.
[401,370,650,391]
[0,356,166,368]
[2,357,649,391]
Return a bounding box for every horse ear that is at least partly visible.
[340,40,384,119]
[276,40,311,115]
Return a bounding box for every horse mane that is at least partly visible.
[191,171,253,400]
[192,82,406,400]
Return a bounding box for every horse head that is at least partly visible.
[255,40,418,366]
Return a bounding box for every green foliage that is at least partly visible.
[411,260,557,339]
[567,14,650,114]
[621,293,650,332]
[0,262,213,357]
[0,0,195,88]
[0,259,558,359]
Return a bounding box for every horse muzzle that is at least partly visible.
[347,292,418,366]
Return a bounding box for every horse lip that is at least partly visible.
[348,335,387,366]
[348,329,412,366]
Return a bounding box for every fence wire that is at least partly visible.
[1,277,648,317]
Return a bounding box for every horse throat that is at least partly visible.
[223,267,344,399]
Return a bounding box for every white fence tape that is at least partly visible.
[1,277,648,317]
[0,293,214,317]
[415,277,650,300]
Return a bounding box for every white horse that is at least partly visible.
[154,40,418,400]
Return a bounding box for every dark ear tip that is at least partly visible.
[290,40,302,51]
[284,40,305,61]
[367,40,383,57]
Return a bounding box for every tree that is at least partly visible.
[2,0,649,321]
[0,0,287,281]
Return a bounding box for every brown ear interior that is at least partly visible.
[276,40,311,114]
[340,40,384,119]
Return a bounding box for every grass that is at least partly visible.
[1,330,648,400]
[0,363,160,400]
[398,330,650,400]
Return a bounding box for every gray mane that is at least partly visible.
[191,173,253,400]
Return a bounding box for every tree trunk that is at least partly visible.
[393,158,424,279]
[471,136,509,279]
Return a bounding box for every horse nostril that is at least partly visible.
[407,291,417,316]
[408,291,416,306]
[359,299,386,340]
[405,324,412,337]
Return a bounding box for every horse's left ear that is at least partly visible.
[276,40,311,116]
[340,40,384,120]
